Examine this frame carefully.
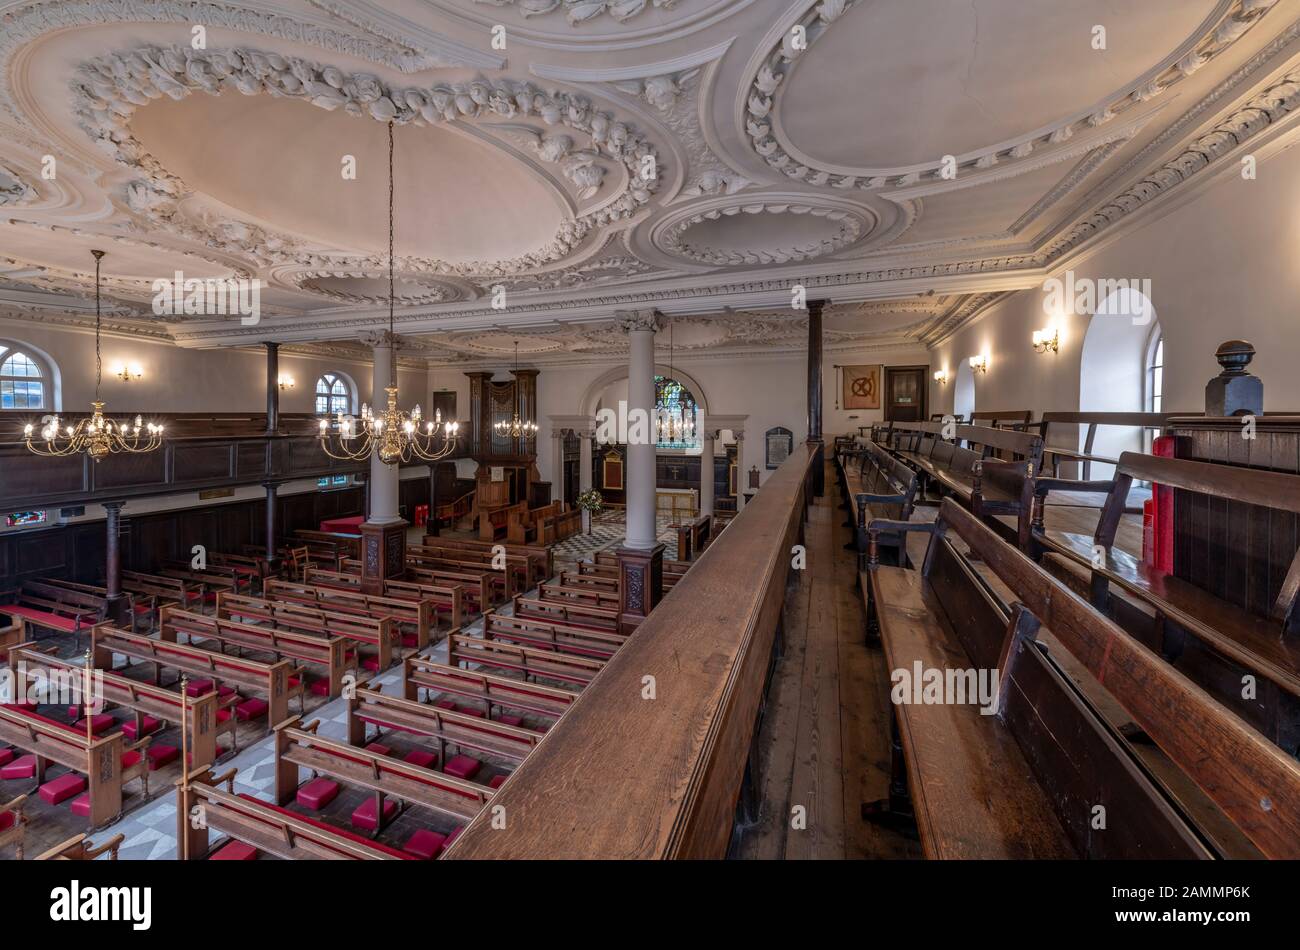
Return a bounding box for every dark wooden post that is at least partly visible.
[616,543,664,635]
[807,298,826,496]
[427,463,441,538]
[264,341,280,434]
[103,500,127,624]
[360,522,407,596]
[263,480,280,571]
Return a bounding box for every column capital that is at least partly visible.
[615,309,662,334]
[360,329,398,350]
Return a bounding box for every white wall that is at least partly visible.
[929,134,1300,419]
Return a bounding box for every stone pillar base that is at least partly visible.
[616,542,664,635]
[360,520,407,596]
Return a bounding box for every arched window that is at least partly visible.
[0,343,46,409]
[654,375,699,449]
[1145,327,1164,413]
[315,372,354,417]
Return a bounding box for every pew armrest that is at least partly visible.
[1032,476,1118,499]
[864,519,937,565]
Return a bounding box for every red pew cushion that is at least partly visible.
[497,714,523,727]
[401,633,419,649]
[70,792,92,818]
[0,754,36,780]
[403,829,447,860]
[235,698,268,722]
[39,773,87,805]
[456,706,484,718]
[489,774,507,790]
[361,656,381,672]
[403,749,437,769]
[443,755,481,780]
[434,700,456,710]
[296,777,340,811]
[1,606,79,632]
[0,810,14,832]
[309,678,331,697]
[121,716,163,741]
[121,750,143,770]
[210,840,259,861]
[350,796,397,831]
[185,679,214,697]
[75,714,116,735]
[146,744,179,770]
[186,747,228,766]
[364,742,391,756]
[0,747,12,768]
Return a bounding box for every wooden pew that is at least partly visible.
[122,570,200,614]
[214,593,399,677]
[559,570,618,593]
[670,514,713,561]
[479,501,527,542]
[970,408,1034,430]
[162,605,348,697]
[403,549,518,599]
[177,767,406,860]
[305,568,465,630]
[274,718,490,827]
[482,609,627,660]
[538,581,620,611]
[92,623,295,731]
[336,557,494,614]
[157,565,246,598]
[404,655,578,723]
[264,578,438,649]
[511,594,619,633]
[840,438,920,568]
[208,551,271,583]
[422,535,553,589]
[0,704,134,827]
[293,529,361,561]
[0,794,27,859]
[0,613,21,662]
[0,579,107,641]
[1030,451,1300,755]
[866,497,1300,859]
[9,643,226,769]
[408,543,531,594]
[447,632,603,690]
[34,833,125,860]
[348,685,544,768]
[890,421,1041,546]
[577,559,690,591]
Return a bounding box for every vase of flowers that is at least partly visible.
[576,489,603,535]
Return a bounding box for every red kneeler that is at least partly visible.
[296,777,340,811]
[351,796,398,831]
[39,774,87,806]
[443,755,481,780]
[403,829,446,860]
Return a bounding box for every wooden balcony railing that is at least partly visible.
[445,442,817,859]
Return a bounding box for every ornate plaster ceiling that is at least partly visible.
[0,0,1296,362]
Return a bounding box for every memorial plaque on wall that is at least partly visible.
[765,426,793,469]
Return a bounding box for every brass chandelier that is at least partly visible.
[320,121,459,465]
[655,320,695,445]
[493,340,539,440]
[24,249,164,462]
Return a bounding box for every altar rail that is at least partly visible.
[445,443,817,859]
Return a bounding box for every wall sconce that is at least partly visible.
[933,369,949,385]
[278,374,295,390]
[1031,328,1059,354]
[968,354,988,374]
[112,361,143,382]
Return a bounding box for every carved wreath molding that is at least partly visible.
[71,45,665,279]
[742,0,1281,192]
[473,0,677,24]
[656,199,871,266]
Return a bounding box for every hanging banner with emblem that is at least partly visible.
[842,364,882,410]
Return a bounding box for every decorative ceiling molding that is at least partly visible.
[472,0,677,26]
[304,0,506,69]
[656,197,871,266]
[0,164,38,207]
[530,38,735,82]
[0,0,455,125]
[741,0,1280,191]
[73,45,663,277]
[1042,62,1300,263]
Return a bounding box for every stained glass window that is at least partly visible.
[654,376,699,450]
[5,510,46,527]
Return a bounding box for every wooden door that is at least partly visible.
[884,366,928,422]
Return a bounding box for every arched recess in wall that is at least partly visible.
[579,363,711,418]
[953,360,975,422]
[1079,288,1157,473]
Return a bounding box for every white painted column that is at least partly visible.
[368,336,401,523]
[699,430,715,517]
[579,428,593,533]
[619,309,660,549]
[551,429,566,504]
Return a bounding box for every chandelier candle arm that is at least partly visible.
[23,250,164,461]
[319,120,458,465]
